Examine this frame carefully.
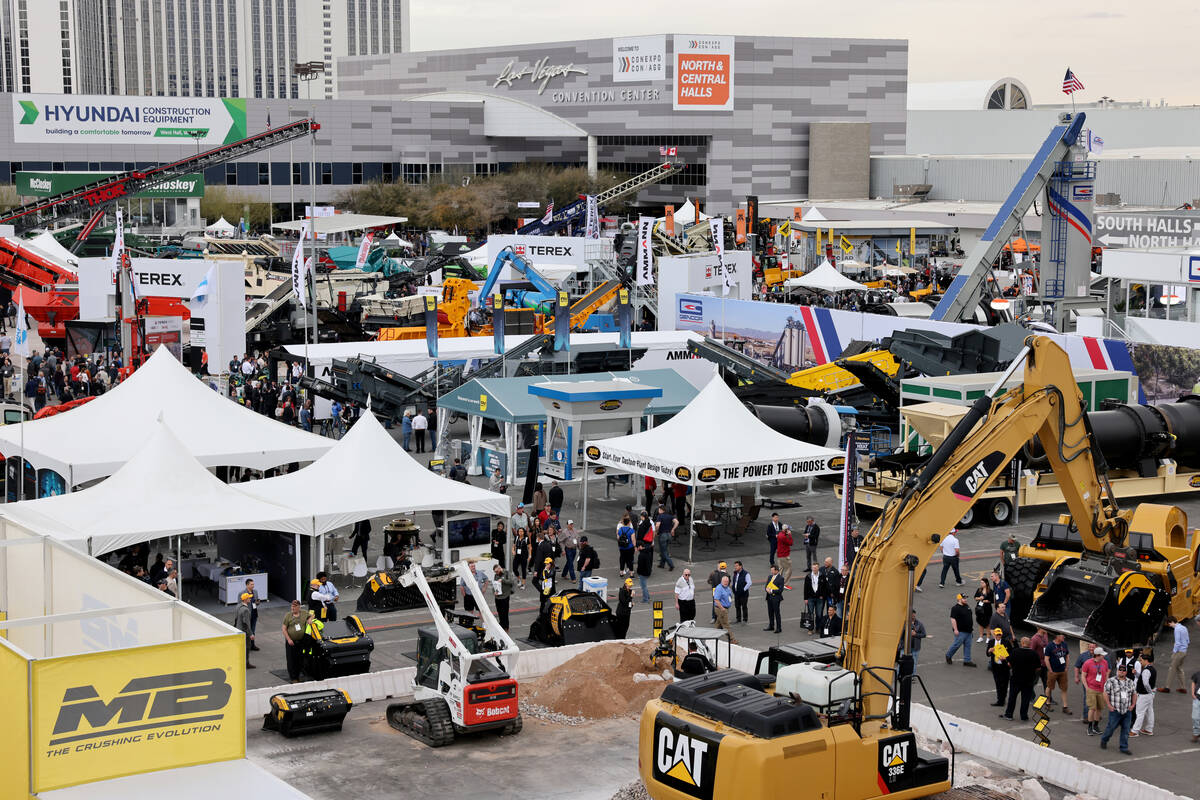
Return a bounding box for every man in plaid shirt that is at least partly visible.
[1099,663,1136,755]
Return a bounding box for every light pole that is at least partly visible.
[294,61,324,348]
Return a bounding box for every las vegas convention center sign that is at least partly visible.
[488,35,732,110]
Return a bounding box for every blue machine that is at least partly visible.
[476,247,560,313]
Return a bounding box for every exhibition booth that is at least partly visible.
[0,348,332,497]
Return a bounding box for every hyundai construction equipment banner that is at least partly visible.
[13,94,248,145]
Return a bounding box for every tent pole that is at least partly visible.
[317,532,325,578]
[687,479,694,564]
[176,535,181,601]
[294,533,301,602]
[581,464,588,530]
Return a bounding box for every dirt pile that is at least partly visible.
[520,641,667,721]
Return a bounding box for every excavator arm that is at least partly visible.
[841,336,1128,733]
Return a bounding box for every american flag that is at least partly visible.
[1062,68,1084,95]
[541,201,554,225]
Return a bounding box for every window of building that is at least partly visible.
[401,163,427,184]
[321,162,333,185]
[987,87,1005,109]
[292,163,303,185]
[225,163,237,185]
[1009,86,1027,109]
[258,163,270,185]
[382,163,394,182]
[352,163,363,184]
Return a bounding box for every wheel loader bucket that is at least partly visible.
[1027,558,1170,649]
[558,616,616,646]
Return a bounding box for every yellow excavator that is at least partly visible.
[639,335,1200,800]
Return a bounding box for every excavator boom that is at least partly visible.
[841,336,1145,732]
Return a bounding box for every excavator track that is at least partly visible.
[386,697,455,747]
[935,788,1023,799]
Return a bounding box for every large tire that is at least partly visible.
[1005,556,1049,628]
[983,497,1012,526]
[958,505,976,529]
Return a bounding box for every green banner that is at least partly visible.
[15,172,205,198]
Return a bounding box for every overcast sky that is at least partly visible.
[411,0,1199,106]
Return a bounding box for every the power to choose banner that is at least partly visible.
[31,635,245,792]
[673,35,734,111]
[13,93,248,145]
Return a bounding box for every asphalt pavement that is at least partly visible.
[218,471,1200,799]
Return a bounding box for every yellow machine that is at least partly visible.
[786,349,898,393]
[639,336,1200,800]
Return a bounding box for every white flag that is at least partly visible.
[291,221,310,309]
[541,201,555,225]
[636,216,654,286]
[584,195,600,240]
[191,263,216,307]
[111,207,125,273]
[710,217,733,294]
[14,290,30,358]
[355,231,375,269]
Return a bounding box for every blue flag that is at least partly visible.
[617,288,631,350]
[553,291,570,352]
[491,293,505,356]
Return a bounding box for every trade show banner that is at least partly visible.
[673,35,734,111]
[655,251,752,326]
[586,441,839,485]
[0,642,30,799]
[13,94,247,145]
[613,35,666,82]
[669,293,1141,383]
[16,171,204,198]
[31,635,245,792]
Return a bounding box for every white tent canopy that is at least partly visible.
[205,216,237,237]
[383,232,414,248]
[802,206,827,222]
[672,199,711,226]
[585,378,843,486]
[0,347,332,485]
[784,260,869,292]
[0,424,308,556]
[241,412,510,534]
[25,232,79,271]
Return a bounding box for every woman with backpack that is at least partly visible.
[616,515,636,577]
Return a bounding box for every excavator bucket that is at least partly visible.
[1026,557,1171,649]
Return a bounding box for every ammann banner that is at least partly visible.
[13,94,248,145]
[30,635,245,792]
[17,171,204,198]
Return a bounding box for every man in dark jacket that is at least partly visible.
[613,577,634,638]
[766,513,783,566]
[548,480,564,516]
[1003,636,1041,721]
[802,516,820,570]
[819,604,842,637]
[576,536,598,590]
[802,563,829,631]
[490,521,507,567]
[351,519,371,558]
[635,538,654,603]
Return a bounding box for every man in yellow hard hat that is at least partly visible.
[538,557,556,615]
[235,592,255,669]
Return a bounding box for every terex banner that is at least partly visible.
[673,35,734,111]
[486,235,590,271]
[17,171,204,198]
[32,635,245,792]
[13,93,248,145]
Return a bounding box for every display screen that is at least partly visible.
[446,516,491,549]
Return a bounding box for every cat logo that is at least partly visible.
[1190,475,1200,488]
[949,451,1006,501]
[585,445,601,460]
[599,399,622,411]
[480,394,488,412]
[652,713,721,799]
[675,467,692,482]
[829,456,846,470]
[877,732,915,792]
[697,467,720,483]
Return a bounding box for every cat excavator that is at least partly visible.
[639,335,1200,800]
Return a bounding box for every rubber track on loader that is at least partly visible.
[387,697,455,747]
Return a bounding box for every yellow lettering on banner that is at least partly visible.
[910,227,916,255]
[31,635,245,792]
